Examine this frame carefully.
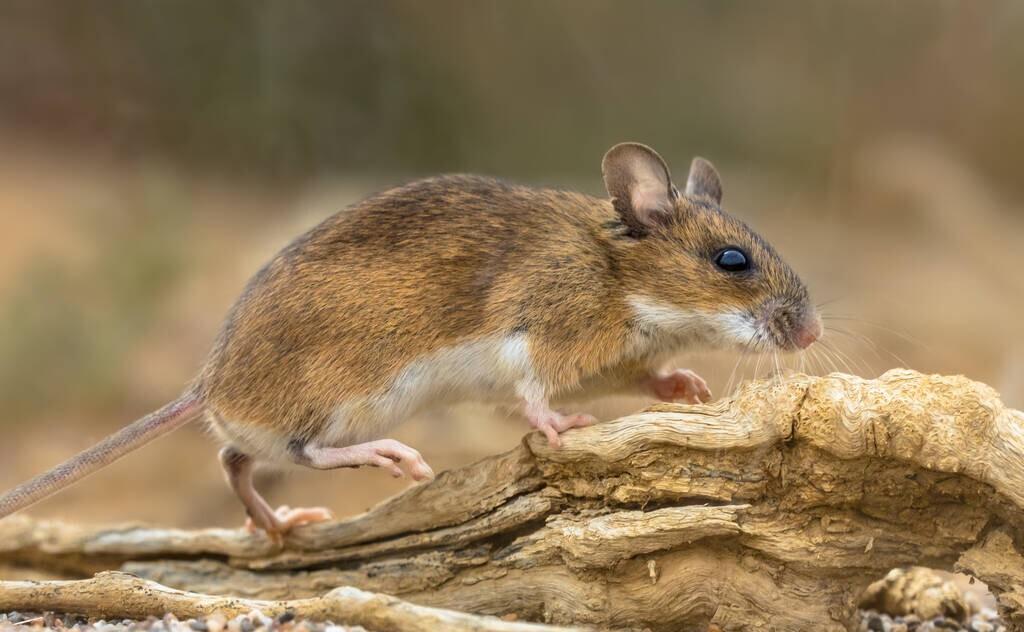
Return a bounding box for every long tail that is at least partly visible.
[0,389,203,519]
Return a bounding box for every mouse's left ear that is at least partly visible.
[602,142,680,233]
[685,157,723,204]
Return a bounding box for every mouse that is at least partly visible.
[0,142,822,540]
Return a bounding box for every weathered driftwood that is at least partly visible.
[0,570,575,632]
[2,370,1023,632]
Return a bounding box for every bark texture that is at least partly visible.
[0,571,576,632]
[1,370,1023,632]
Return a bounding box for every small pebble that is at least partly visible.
[867,613,889,632]
[248,610,272,629]
[276,612,295,625]
[207,614,227,632]
[188,621,208,632]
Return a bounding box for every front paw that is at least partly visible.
[646,369,712,404]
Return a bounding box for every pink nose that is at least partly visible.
[794,317,822,349]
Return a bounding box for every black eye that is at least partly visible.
[714,248,750,272]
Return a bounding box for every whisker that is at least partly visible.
[816,343,843,374]
[726,329,759,396]
[818,332,872,375]
[724,355,742,396]
[818,339,859,375]
[821,315,928,350]
[825,329,885,373]
[725,351,748,396]
[808,347,826,376]
[825,326,913,369]
[813,348,829,376]
[815,298,845,310]
[753,349,765,383]
[833,342,872,376]
[816,340,846,373]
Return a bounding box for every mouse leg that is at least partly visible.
[643,369,712,404]
[522,397,597,449]
[291,439,435,481]
[218,446,333,542]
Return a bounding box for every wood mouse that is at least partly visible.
[0,142,821,539]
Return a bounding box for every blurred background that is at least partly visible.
[1,1,1022,529]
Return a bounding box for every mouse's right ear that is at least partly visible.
[602,142,679,233]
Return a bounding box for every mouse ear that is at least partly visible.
[602,142,679,232]
[685,157,723,204]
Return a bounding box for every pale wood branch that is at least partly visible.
[2,370,1023,631]
[0,571,578,632]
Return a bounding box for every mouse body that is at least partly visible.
[0,143,821,538]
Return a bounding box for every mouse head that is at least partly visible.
[602,142,821,352]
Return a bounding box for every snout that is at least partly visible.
[793,314,822,349]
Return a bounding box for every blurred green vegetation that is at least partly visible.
[0,177,187,420]
[1,1,1023,190]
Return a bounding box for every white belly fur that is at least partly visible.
[322,333,538,447]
